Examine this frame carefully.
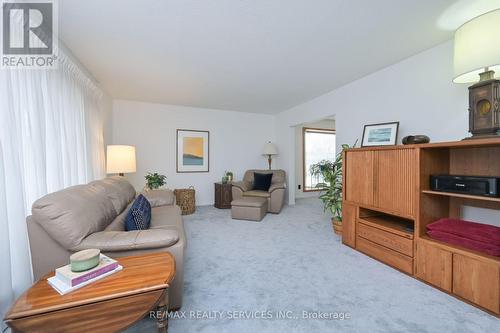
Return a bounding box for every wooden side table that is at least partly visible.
[214,182,232,209]
[4,253,175,333]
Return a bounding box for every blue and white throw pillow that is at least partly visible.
[125,194,151,231]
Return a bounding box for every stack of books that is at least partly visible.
[48,254,122,295]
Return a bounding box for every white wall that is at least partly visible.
[110,40,477,210]
[275,40,469,204]
[294,119,335,199]
[111,100,276,206]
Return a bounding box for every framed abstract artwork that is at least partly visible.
[176,129,210,173]
[361,122,399,147]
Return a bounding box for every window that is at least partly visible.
[303,128,336,191]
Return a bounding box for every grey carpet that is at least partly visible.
[127,198,499,333]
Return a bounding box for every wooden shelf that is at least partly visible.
[345,201,415,220]
[418,137,500,149]
[344,137,500,153]
[358,215,414,239]
[419,236,500,264]
[421,190,500,203]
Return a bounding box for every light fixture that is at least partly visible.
[106,145,136,176]
[263,142,278,170]
[453,9,500,138]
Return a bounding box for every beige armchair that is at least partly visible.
[232,169,286,213]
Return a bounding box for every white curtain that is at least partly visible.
[0,49,105,323]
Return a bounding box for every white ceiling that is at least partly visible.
[59,0,458,114]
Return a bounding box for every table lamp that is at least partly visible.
[263,142,278,170]
[453,9,500,139]
[106,145,136,176]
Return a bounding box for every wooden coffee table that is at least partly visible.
[4,252,175,333]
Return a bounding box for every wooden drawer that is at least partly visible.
[453,254,500,314]
[358,221,413,257]
[356,236,413,275]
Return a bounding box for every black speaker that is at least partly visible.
[430,175,500,197]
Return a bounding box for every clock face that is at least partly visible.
[476,99,491,117]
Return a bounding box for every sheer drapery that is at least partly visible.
[0,49,105,322]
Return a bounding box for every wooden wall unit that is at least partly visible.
[343,139,500,316]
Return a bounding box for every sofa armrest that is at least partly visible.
[72,229,179,252]
[142,189,175,207]
[232,181,252,192]
[269,182,286,193]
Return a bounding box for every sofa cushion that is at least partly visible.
[125,194,151,231]
[150,205,183,229]
[105,202,133,231]
[253,172,273,191]
[232,197,267,208]
[73,229,179,252]
[142,189,175,207]
[89,176,136,215]
[32,184,117,249]
[243,190,271,198]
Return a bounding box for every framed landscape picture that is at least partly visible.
[361,122,399,147]
[176,129,210,173]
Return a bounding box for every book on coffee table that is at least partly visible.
[56,254,118,287]
[48,265,123,295]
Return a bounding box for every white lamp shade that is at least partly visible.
[263,142,278,155]
[453,9,500,83]
[106,145,136,174]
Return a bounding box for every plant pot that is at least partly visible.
[332,218,342,235]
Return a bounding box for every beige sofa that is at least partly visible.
[27,176,186,310]
[232,169,286,213]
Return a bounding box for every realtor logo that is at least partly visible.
[1,0,58,68]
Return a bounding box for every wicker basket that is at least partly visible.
[174,187,195,215]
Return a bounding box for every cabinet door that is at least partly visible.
[453,254,500,314]
[345,151,374,206]
[375,149,416,217]
[214,184,221,207]
[342,202,356,248]
[415,241,452,292]
[223,186,232,207]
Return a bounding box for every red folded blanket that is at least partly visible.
[427,230,500,256]
[426,218,500,246]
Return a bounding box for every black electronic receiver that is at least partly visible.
[430,175,500,197]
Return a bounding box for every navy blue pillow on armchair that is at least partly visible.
[125,194,151,231]
[253,172,273,191]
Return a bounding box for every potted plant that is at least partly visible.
[145,172,167,190]
[310,143,353,235]
[225,171,234,182]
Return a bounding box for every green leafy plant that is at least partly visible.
[145,172,167,190]
[310,143,355,222]
[224,170,233,182]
